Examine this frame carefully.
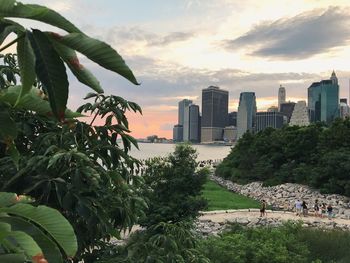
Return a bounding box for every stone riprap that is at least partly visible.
[210,175,350,220]
[197,210,350,237]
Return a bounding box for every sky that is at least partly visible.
[10,0,350,138]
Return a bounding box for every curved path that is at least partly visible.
[199,209,350,226]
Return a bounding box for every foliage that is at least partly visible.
[296,227,350,263]
[1,92,145,261]
[0,0,138,165]
[216,119,350,196]
[199,222,350,263]
[0,1,145,261]
[105,222,210,263]
[0,192,77,263]
[139,144,208,227]
[202,180,260,211]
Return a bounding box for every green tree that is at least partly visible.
[139,144,207,227]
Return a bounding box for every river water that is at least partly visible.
[130,143,232,161]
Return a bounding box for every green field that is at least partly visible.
[202,180,261,211]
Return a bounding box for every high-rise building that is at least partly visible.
[308,71,339,124]
[339,98,350,119]
[178,99,192,126]
[237,92,257,139]
[201,86,229,142]
[173,125,183,142]
[278,85,286,111]
[188,104,200,142]
[290,101,310,126]
[175,99,192,142]
[182,103,201,142]
[280,102,296,123]
[183,104,190,141]
[228,111,237,126]
[256,112,286,132]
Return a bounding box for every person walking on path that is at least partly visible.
[327,204,333,220]
[260,200,267,217]
[302,201,308,217]
[314,199,320,217]
[295,199,302,216]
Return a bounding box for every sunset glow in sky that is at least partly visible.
[16,1,350,138]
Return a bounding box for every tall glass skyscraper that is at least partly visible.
[237,92,257,139]
[178,99,192,126]
[201,86,229,142]
[308,71,339,124]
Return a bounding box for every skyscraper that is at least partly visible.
[178,99,192,126]
[175,99,192,142]
[278,85,286,111]
[308,71,339,124]
[201,86,229,142]
[188,104,200,142]
[237,92,257,139]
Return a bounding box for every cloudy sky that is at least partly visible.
[15,0,350,138]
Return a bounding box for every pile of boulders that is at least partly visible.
[211,175,350,219]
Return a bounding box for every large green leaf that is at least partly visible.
[0,254,26,263]
[0,107,17,141]
[7,231,42,258]
[0,86,83,118]
[50,37,103,93]
[0,0,81,33]
[1,216,63,263]
[0,203,77,257]
[28,29,69,119]
[0,19,24,46]
[58,33,139,85]
[16,32,35,103]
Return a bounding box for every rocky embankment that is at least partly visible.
[196,212,350,237]
[210,175,350,219]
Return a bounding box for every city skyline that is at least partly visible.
[10,0,350,138]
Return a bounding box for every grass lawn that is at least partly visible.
[202,180,261,211]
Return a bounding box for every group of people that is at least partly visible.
[259,199,335,219]
[295,199,334,219]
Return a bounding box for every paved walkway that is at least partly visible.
[200,209,350,226]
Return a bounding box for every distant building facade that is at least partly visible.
[223,126,237,142]
[290,101,310,126]
[308,71,339,124]
[201,86,229,142]
[278,85,286,111]
[173,125,183,142]
[280,102,296,123]
[228,111,237,126]
[339,98,350,119]
[237,92,257,139]
[255,112,286,132]
[267,106,278,112]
